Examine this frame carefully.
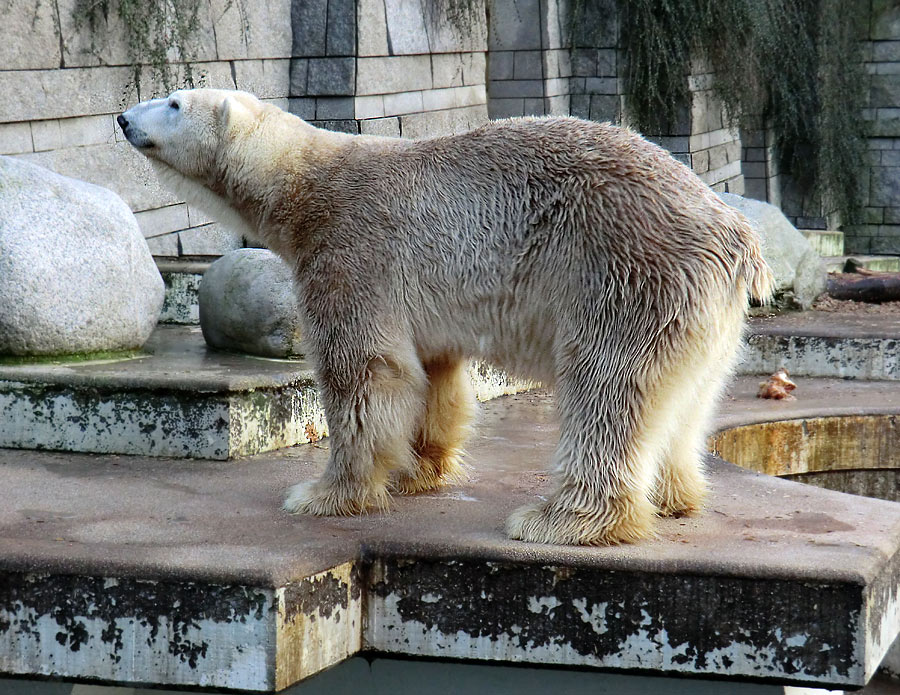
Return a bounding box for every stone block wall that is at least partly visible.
[850,0,900,254]
[4,0,896,258]
[740,119,781,208]
[288,0,490,138]
[349,0,488,139]
[568,0,621,123]
[0,0,293,257]
[0,0,490,259]
[682,67,744,195]
[735,2,900,247]
[489,2,742,194]
[486,0,573,119]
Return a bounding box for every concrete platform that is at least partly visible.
[0,326,530,459]
[742,311,900,380]
[0,325,324,459]
[2,380,900,691]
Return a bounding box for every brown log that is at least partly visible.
[826,272,900,303]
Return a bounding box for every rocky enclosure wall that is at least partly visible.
[852,0,900,254]
[0,0,490,258]
[1,0,897,258]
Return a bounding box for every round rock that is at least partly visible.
[198,249,303,357]
[0,156,164,356]
[719,193,826,309]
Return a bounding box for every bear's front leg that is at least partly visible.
[283,348,427,516]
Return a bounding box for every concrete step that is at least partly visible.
[801,229,845,256]
[4,310,894,460]
[739,311,900,380]
[1,383,899,691]
[0,326,531,459]
[823,255,900,273]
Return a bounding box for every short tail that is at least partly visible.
[744,252,775,304]
[728,208,775,304]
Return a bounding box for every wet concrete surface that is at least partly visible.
[3,358,900,688]
[1,383,899,588]
[0,325,314,392]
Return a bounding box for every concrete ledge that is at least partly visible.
[0,326,324,460]
[823,255,900,273]
[2,384,900,690]
[0,326,531,459]
[740,312,900,380]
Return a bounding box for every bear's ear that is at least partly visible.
[218,95,254,131]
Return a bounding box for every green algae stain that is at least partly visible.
[0,349,145,367]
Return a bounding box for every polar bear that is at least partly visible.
[118,89,773,545]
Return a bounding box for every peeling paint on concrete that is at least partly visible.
[0,572,274,691]
[0,566,369,692]
[275,563,362,691]
[365,558,863,686]
[230,382,328,458]
[468,362,536,401]
[739,334,900,380]
[0,382,233,459]
[0,380,329,460]
[864,548,900,681]
[159,271,203,325]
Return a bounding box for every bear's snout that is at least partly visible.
[117,110,153,149]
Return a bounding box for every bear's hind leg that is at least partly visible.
[506,343,660,545]
[284,348,426,516]
[396,358,476,495]
[654,301,745,517]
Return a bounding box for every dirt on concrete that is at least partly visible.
[813,293,900,314]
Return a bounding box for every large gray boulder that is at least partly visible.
[199,249,303,357]
[720,193,827,310]
[0,156,164,356]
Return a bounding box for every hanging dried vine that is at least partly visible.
[573,0,869,223]
[72,0,203,95]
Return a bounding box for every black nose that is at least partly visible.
[117,114,128,130]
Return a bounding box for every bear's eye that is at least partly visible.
[169,99,180,110]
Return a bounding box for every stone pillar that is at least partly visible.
[288,0,358,133]
[682,62,744,195]
[740,117,781,206]
[568,0,621,123]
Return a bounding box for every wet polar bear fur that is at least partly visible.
[119,89,774,545]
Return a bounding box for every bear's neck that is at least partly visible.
[209,122,356,258]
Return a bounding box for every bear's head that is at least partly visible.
[118,88,265,182]
[119,89,277,244]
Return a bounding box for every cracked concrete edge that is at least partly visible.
[738,334,900,381]
[0,562,362,693]
[0,551,883,691]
